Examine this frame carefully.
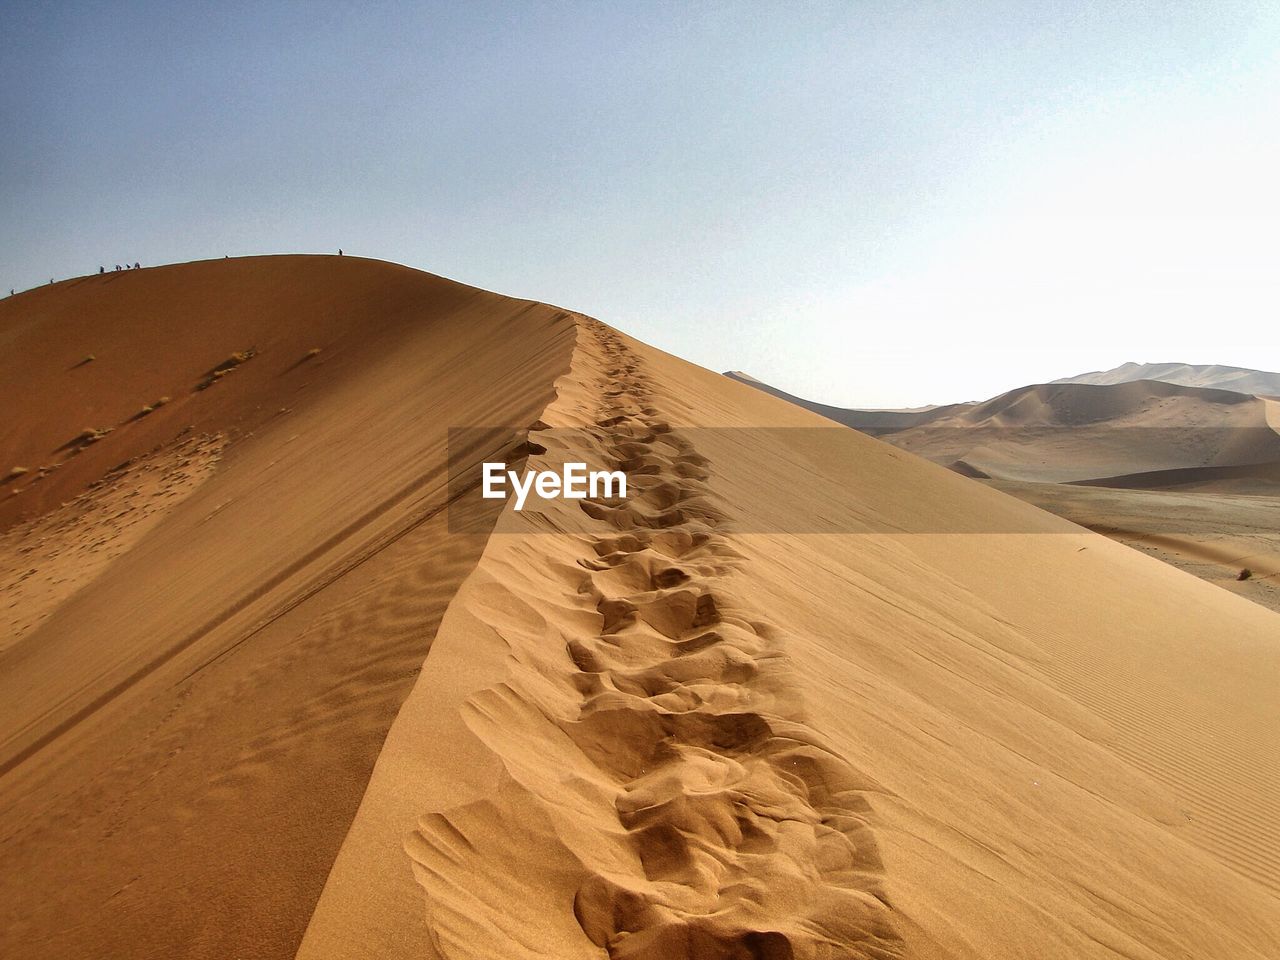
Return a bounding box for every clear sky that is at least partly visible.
[3,1,1277,407]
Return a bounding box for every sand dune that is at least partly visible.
[4,261,1280,958]
[722,371,959,435]
[0,257,575,958]
[725,371,1280,611]
[1055,361,1280,397]
[896,379,1280,482]
[726,373,1280,484]
[304,318,1280,957]
[1072,458,1280,494]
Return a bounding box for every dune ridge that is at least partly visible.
[410,321,902,958]
[304,311,1280,959]
[1071,459,1280,493]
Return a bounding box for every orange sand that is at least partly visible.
[3,259,1278,959]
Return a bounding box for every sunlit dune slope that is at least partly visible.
[4,262,1279,960]
[0,256,576,959]
[303,320,1280,958]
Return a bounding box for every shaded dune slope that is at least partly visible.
[304,319,1280,958]
[1072,458,1280,493]
[0,257,576,959]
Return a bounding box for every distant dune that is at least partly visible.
[1072,458,1280,494]
[1055,361,1280,397]
[3,262,1280,958]
[726,371,1280,484]
[886,379,1280,483]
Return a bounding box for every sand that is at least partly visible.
[837,380,1280,484]
[304,318,1280,957]
[0,257,576,958]
[728,370,1280,612]
[4,259,1280,958]
[725,373,1280,483]
[990,480,1280,614]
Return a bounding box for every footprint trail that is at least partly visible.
[407,319,904,959]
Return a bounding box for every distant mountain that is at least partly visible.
[1054,362,1280,397]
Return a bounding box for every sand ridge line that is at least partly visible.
[565,321,904,958]
[406,319,904,959]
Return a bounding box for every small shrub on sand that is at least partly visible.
[1238,568,1253,581]
[216,350,255,371]
[305,347,321,359]
[198,349,257,390]
[70,427,112,449]
[3,466,28,482]
[134,396,171,418]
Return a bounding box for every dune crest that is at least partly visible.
[406,321,902,958]
[304,311,1280,960]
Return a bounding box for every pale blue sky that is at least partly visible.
[3,1,1277,406]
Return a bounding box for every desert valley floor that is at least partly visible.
[2,257,1278,959]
